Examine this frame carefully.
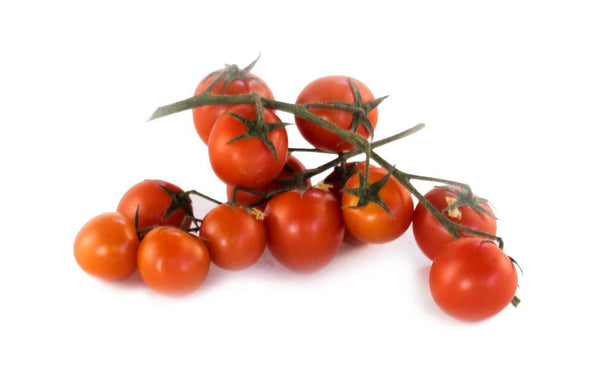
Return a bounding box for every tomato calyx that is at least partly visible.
[440,185,496,220]
[341,163,395,218]
[201,54,267,95]
[158,184,194,221]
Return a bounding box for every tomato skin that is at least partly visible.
[117,179,191,235]
[341,165,414,244]
[192,69,273,144]
[429,237,518,322]
[199,204,266,270]
[412,186,497,261]
[264,188,345,273]
[137,227,210,296]
[226,154,310,209]
[295,75,378,152]
[208,104,288,189]
[73,212,139,280]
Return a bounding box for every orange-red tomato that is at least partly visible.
[208,104,288,189]
[412,186,497,261]
[192,68,273,144]
[429,237,518,322]
[137,227,210,296]
[341,165,414,244]
[73,212,139,280]
[199,204,266,270]
[264,188,345,273]
[117,179,192,235]
[295,75,378,152]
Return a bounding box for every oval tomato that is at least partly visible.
[208,104,288,188]
[192,67,273,144]
[295,75,378,152]
[117,179,192,235]
[137,227,210,296]
[264,188,345,273]
[412,185,497,261]
[199,204,266,270]
[226,154,310,209]
[341,165,414,244]
[73,212,139,280]
[429,237,518,322]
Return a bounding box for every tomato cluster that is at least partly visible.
[74,58,520,321]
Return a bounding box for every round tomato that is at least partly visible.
[137,227,210,296]
[192,66,273,144]
[208,104,288,188]
[199,204,266,270]
[264,188,345,273]
[117,179,192,236]
[341,165,414,244]
[429,237,518,322]
[73,212,139,280]
[412,185,497,261]
[226,154,310,209]
[295,75,378,152]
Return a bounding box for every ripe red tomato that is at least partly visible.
[208,104,288,189]
[264,188,345,273]
[226,154,310,209]
[429,237,518,321]
[341,165,414,244]
[295,75,378,152]
[117,179,192,235]
[199,204,266,270]
[73,212,139,280]
[412,185,497,261]
[137,227,210,296]
[192,67,273,144]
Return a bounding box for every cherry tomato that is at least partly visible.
[199,204,266,270]
[264,188,345,273]
[117,179,192,236]
[192,67,273,144]
[412,185,497,261]
[208,104,288,188]
[226,154,310,209]
[73,212,139,280]
[295,75,378,152]
[429,237,518,321]
[341,165,414,244]
[137,227,210,296]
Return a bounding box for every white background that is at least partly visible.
[1,1,598,365]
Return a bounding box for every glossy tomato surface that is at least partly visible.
[73,212,139,280]
[264,188,344,273]
[429,237,518,322]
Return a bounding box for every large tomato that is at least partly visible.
[226,154,310,209]
[429,237,518,322]
[264,188,345,273]
[117,179,192,235]
[199,204,266,270]
[208,104,288,188]
[192,67,273,144]
[341,165,414,244]
[295,75,378,152]
[137,227,210,296]
[73,212,139,280]
[412,185,497,261]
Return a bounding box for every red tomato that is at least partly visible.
[226,154,310,209]
[137,227,210,296]
[73,212,139,280]
[192,67,273,144]
[429,237,518,322]
[264,188,345,273]
[295,75,378,152]
[341,165,414,244]
[199,204,266,270]
[208,104,288,188]
[412,186,497,261]
[117,179,192,235]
